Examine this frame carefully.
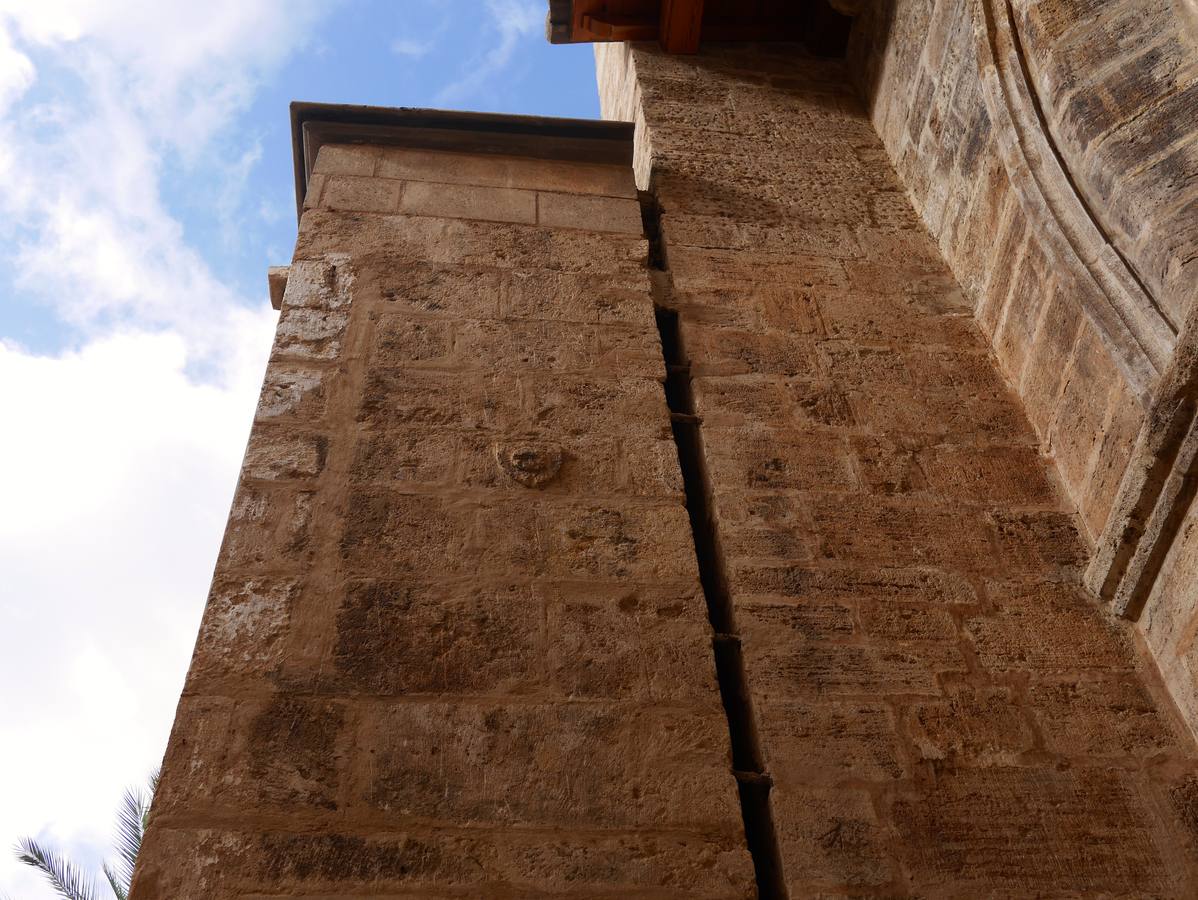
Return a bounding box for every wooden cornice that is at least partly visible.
[547,0,854,55]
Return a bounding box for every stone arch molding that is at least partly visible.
[972,0,1177,404]
[1180,0,1198,39]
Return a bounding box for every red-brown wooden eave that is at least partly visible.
[546,0,856,56]
[659,0,704,53]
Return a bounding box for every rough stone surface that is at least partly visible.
[132,146,752,898]
[848,0,1153,547]
[136,23,1198,900]
[849,0,1198,751]
[601,38,1198,896]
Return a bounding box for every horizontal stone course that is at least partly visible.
[401,180,536,224]
[373,145,639,198]
[134,825,754,898]
[538,190,643,233]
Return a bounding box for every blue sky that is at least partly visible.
[0,2,597,896]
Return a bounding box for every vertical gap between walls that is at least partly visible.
[641,190,789,900]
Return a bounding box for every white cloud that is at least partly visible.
[0,20,33,114]
[0,324,275,898]
[0,1,330,349]
[435,0,543,104]
[0,2,336,896]
[391,36,433,59]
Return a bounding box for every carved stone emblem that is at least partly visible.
[494,442,563,488]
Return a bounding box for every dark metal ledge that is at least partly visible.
[290,102,634,220]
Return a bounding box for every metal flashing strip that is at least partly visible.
[290,102,635,220]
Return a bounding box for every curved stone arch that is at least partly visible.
[1179,0,1198,41]
[972,0,1176,404]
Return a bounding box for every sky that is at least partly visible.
[0,2,598,896]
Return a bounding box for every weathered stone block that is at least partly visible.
[891,768,1171,895]
[499,272,653,325]
[729,563,977,607]
[217,483,314,569]
[856,601,957,643]
[242,429,328,481]
[359,702,740,830]
[820,291,976,347]
[312,143,377,176]
[134,825,754,899]
[331,580,541,695]
[156,696,350,817]
[1047,325,1116,497]
[369,316,454,366]
[295,210,647,279]
[968,580,1131,673]
[531,500,696,580]
[401,180,537,224]
[1028,677,1180,757]
[804,494,997,572]
[255,364,329,421]
[520,374,667,435]
[850,435,927,495]
[667,245,848,293]
[719,519,814,563]
[376,147,638,199]
[188,578,298,692]
[672,284,825,335]
[281,256,355,309]
[349,427,456,485]
[131,826,498,898]
[759,698,905,782]
[272,306,349,360]
[683,324,819,376]
[919,443,1058,507]
[736,598,855,643]
[357,369,520,429]
[338,489,469,576]
[703,426,857,492]
[692,375,792,427]
[771,785,896,888]
[908,687,1036,763]
[988,509,1089,573]
[537,191,643,233]
[1079,379,1142,540]
[743,636,966,699]
[544,582,716,702]
[322,174,401,213]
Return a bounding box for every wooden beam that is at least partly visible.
[580,12,658,41]
[659,0,704,53]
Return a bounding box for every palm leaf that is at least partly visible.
[103,862,127,900]
[14,837,99,900]
[108,771,158,895]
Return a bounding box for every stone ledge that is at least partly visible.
[290,102,634,221]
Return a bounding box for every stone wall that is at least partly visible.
[1143,502,1198,734]
[848,0,1198,755]
[132,24,1198,896]
[1013,0,1198,329]
[597,39,1198,896]
[130,136,754,898]
[848,0,1166,547]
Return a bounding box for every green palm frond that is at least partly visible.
[14,837,99,900]
[108,769,159,897]
[103,861,127,900]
